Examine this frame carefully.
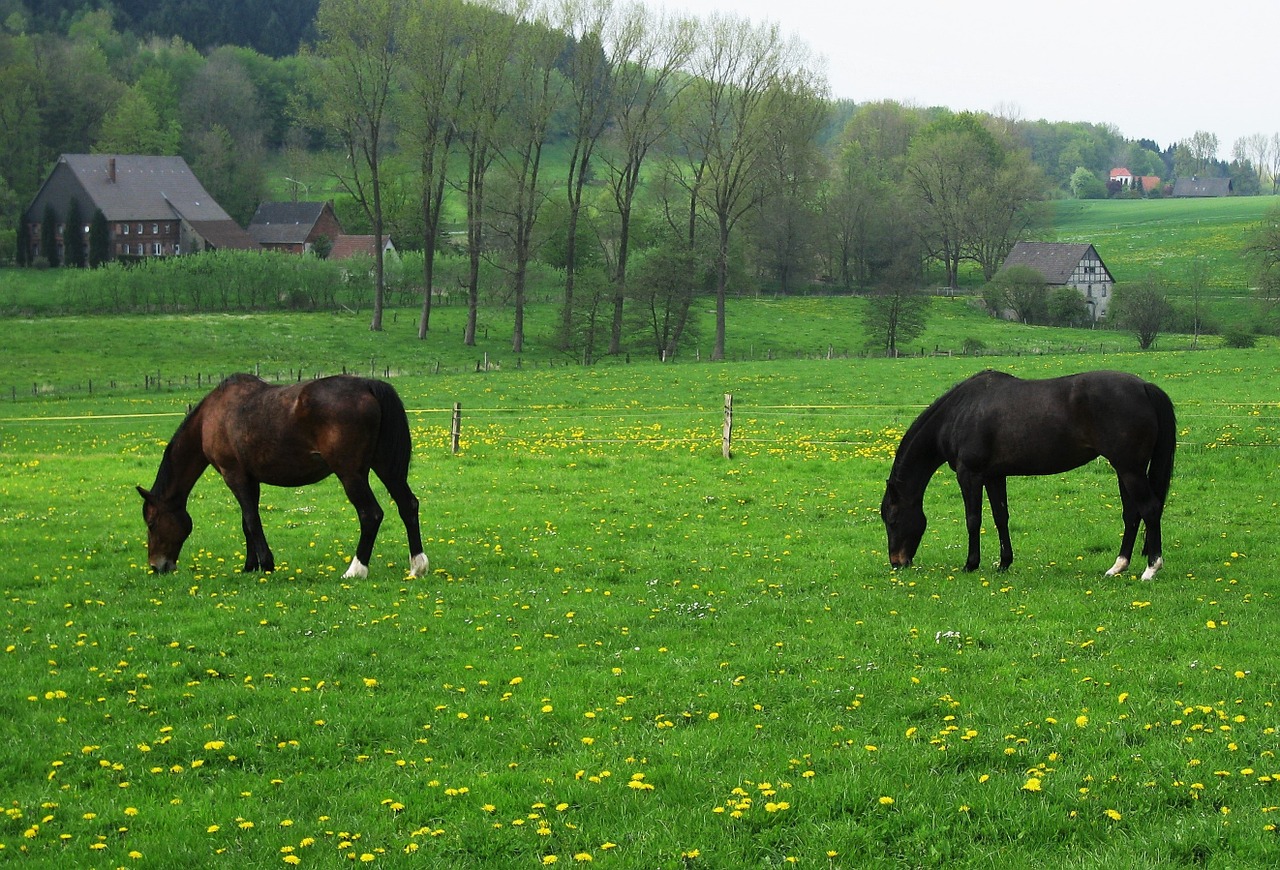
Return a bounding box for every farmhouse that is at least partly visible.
[1172,176,1233,197]
[247,200,345,254]
[999,241,1115,321]
[21,154,258,264]
[328,234,398,260]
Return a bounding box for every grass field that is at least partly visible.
[3,317,1280,866]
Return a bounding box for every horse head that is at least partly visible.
[880,479,926,569]
[137,486,193,574]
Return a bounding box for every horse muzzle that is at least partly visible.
[150,557,178,574]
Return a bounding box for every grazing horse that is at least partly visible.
[880,370,1176,579]
[138,374,429,579]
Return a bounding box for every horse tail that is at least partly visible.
[368,379,413,480]
[1145,382,1176,503]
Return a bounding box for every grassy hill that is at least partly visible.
[1046,195,1278,296]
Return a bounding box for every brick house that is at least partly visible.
[999,241,1115,321]
[21,154,258,264]
[246,201,344,254]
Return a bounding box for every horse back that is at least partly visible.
[941,370,1163,476]
[202,375,384,486]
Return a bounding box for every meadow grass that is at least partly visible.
[2,338,1280,867]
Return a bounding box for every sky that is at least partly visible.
[646,0,1277,160]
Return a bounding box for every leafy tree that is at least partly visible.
[1245,208,1280,324]
[863,283,929,357]
[903,112,1003,288]
[1113,273,1173,349]
[1046,286,1089,327]
[984,264,1046,323]
[95,84,180,154]
[63,198,85,267]
[626,235,705,360]
[88,207,110,267]
[1069,166,1107,199]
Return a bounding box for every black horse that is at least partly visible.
[880,370,1176,578]
[138,374,428,579]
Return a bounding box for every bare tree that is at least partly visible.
[597,2,696,354]
[454,0,520,346]
[308,0,404,331]
[675,12,817,360]
[554,0,616,352]
[400,0,469,337]
[487,0,564,354]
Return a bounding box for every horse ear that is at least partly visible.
[136,486,152,502]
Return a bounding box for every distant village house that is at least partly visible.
[247,201,344,254]
[22,154,259,264]
[1172,176,1233,197]
[999,241,1115,321]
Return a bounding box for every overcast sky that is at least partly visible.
[646,0,1276,159]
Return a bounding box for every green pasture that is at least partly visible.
[0,294,1231,406]
[1048,195,1280,298]
[3,327,1280,866]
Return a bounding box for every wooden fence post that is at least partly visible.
[722,393,733,459]
[451,402,462,454]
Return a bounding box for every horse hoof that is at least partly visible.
[342,557,369,579]
[409,553,429,578]
[1104,557,1130,577]
[1140,557,1163,581]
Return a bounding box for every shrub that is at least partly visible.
[1221,327,1257,348]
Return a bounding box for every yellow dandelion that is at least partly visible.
[878,796,895,806]
[1105,809,1122,821]
[1022,777,1043,792]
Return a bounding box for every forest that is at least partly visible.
[3,0,1278,360]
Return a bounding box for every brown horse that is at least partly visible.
[138,373,428,579]
[880,370,1176,578]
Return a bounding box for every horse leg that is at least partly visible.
[229,477,274,573]
[338,473,384,579]
[1117,470,1164,579]
[1106,471,1162,578]
[374,468,429,578]
[957,469,984,572]
[985,477,1013,571]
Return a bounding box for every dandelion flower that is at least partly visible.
[1022,777,1043,792]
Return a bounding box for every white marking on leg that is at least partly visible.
[342,557,369,579]
[1104,556,1130,577]
[1141,557,1164,581]
[409,552,429,578]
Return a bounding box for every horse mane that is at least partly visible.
[889,371,1003,481]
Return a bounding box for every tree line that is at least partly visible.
[5,0,1280,360]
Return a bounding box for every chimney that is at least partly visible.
[108,158,116,183]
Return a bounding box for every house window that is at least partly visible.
[153,242,162,256]
[122,224,129,235]
[152,223,159,234]
[122,243,130,255]
[174,244,181,255]
[137,223,143,234]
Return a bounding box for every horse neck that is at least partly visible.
[890,413,946,500]
[151,406,210,506]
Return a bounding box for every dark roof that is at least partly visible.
[1000,242,1109,285]
[187,220,261,251]
[247,201,329,245]
[53,154,236,222]
[1172,176,1233,197]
